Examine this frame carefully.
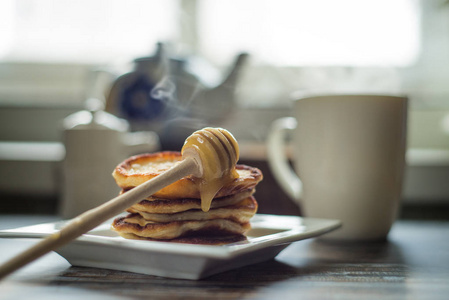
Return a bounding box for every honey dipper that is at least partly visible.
[0,127,239,280]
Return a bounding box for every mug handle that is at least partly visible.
[267,117,303,203]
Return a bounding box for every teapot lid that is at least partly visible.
[63,98,129,132]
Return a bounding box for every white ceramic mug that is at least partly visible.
[267,94,408,241]
[60,109,160,219]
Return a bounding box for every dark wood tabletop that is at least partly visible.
[0,215,448,300]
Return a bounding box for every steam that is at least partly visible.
[150,74,204,129]
[150,75,176,102]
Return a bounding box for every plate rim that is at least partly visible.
[0,214,341,259]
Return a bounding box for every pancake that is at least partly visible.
[112,214,251,240]
[126,189,255,214]
[111,150,263,245]
[116,232,248,245]
[112,151,263,199]
[128,196,257,223]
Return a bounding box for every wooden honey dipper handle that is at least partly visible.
[0,127,240,280]
[0,157,199,280]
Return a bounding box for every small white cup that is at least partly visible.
[267,94,408,241]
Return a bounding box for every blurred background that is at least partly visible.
[0,0,448,218]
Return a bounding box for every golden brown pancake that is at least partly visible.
[112,151,263,199]
[128,196,257,223]
[111,151,263,245]
[112,215,251,240]
[126,189,255,214]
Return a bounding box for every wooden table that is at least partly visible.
[0,215,448,300]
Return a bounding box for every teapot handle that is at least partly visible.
[266,117,303,203]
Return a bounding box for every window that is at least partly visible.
[1,0,448,110]
[1,0,419,66]
[0,0,178,63]
[198,0,420,67]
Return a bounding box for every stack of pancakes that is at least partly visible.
[111,152,263,244]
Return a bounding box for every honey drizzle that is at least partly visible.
[181,128,239,212]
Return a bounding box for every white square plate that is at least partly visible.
[0,214,340,280]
